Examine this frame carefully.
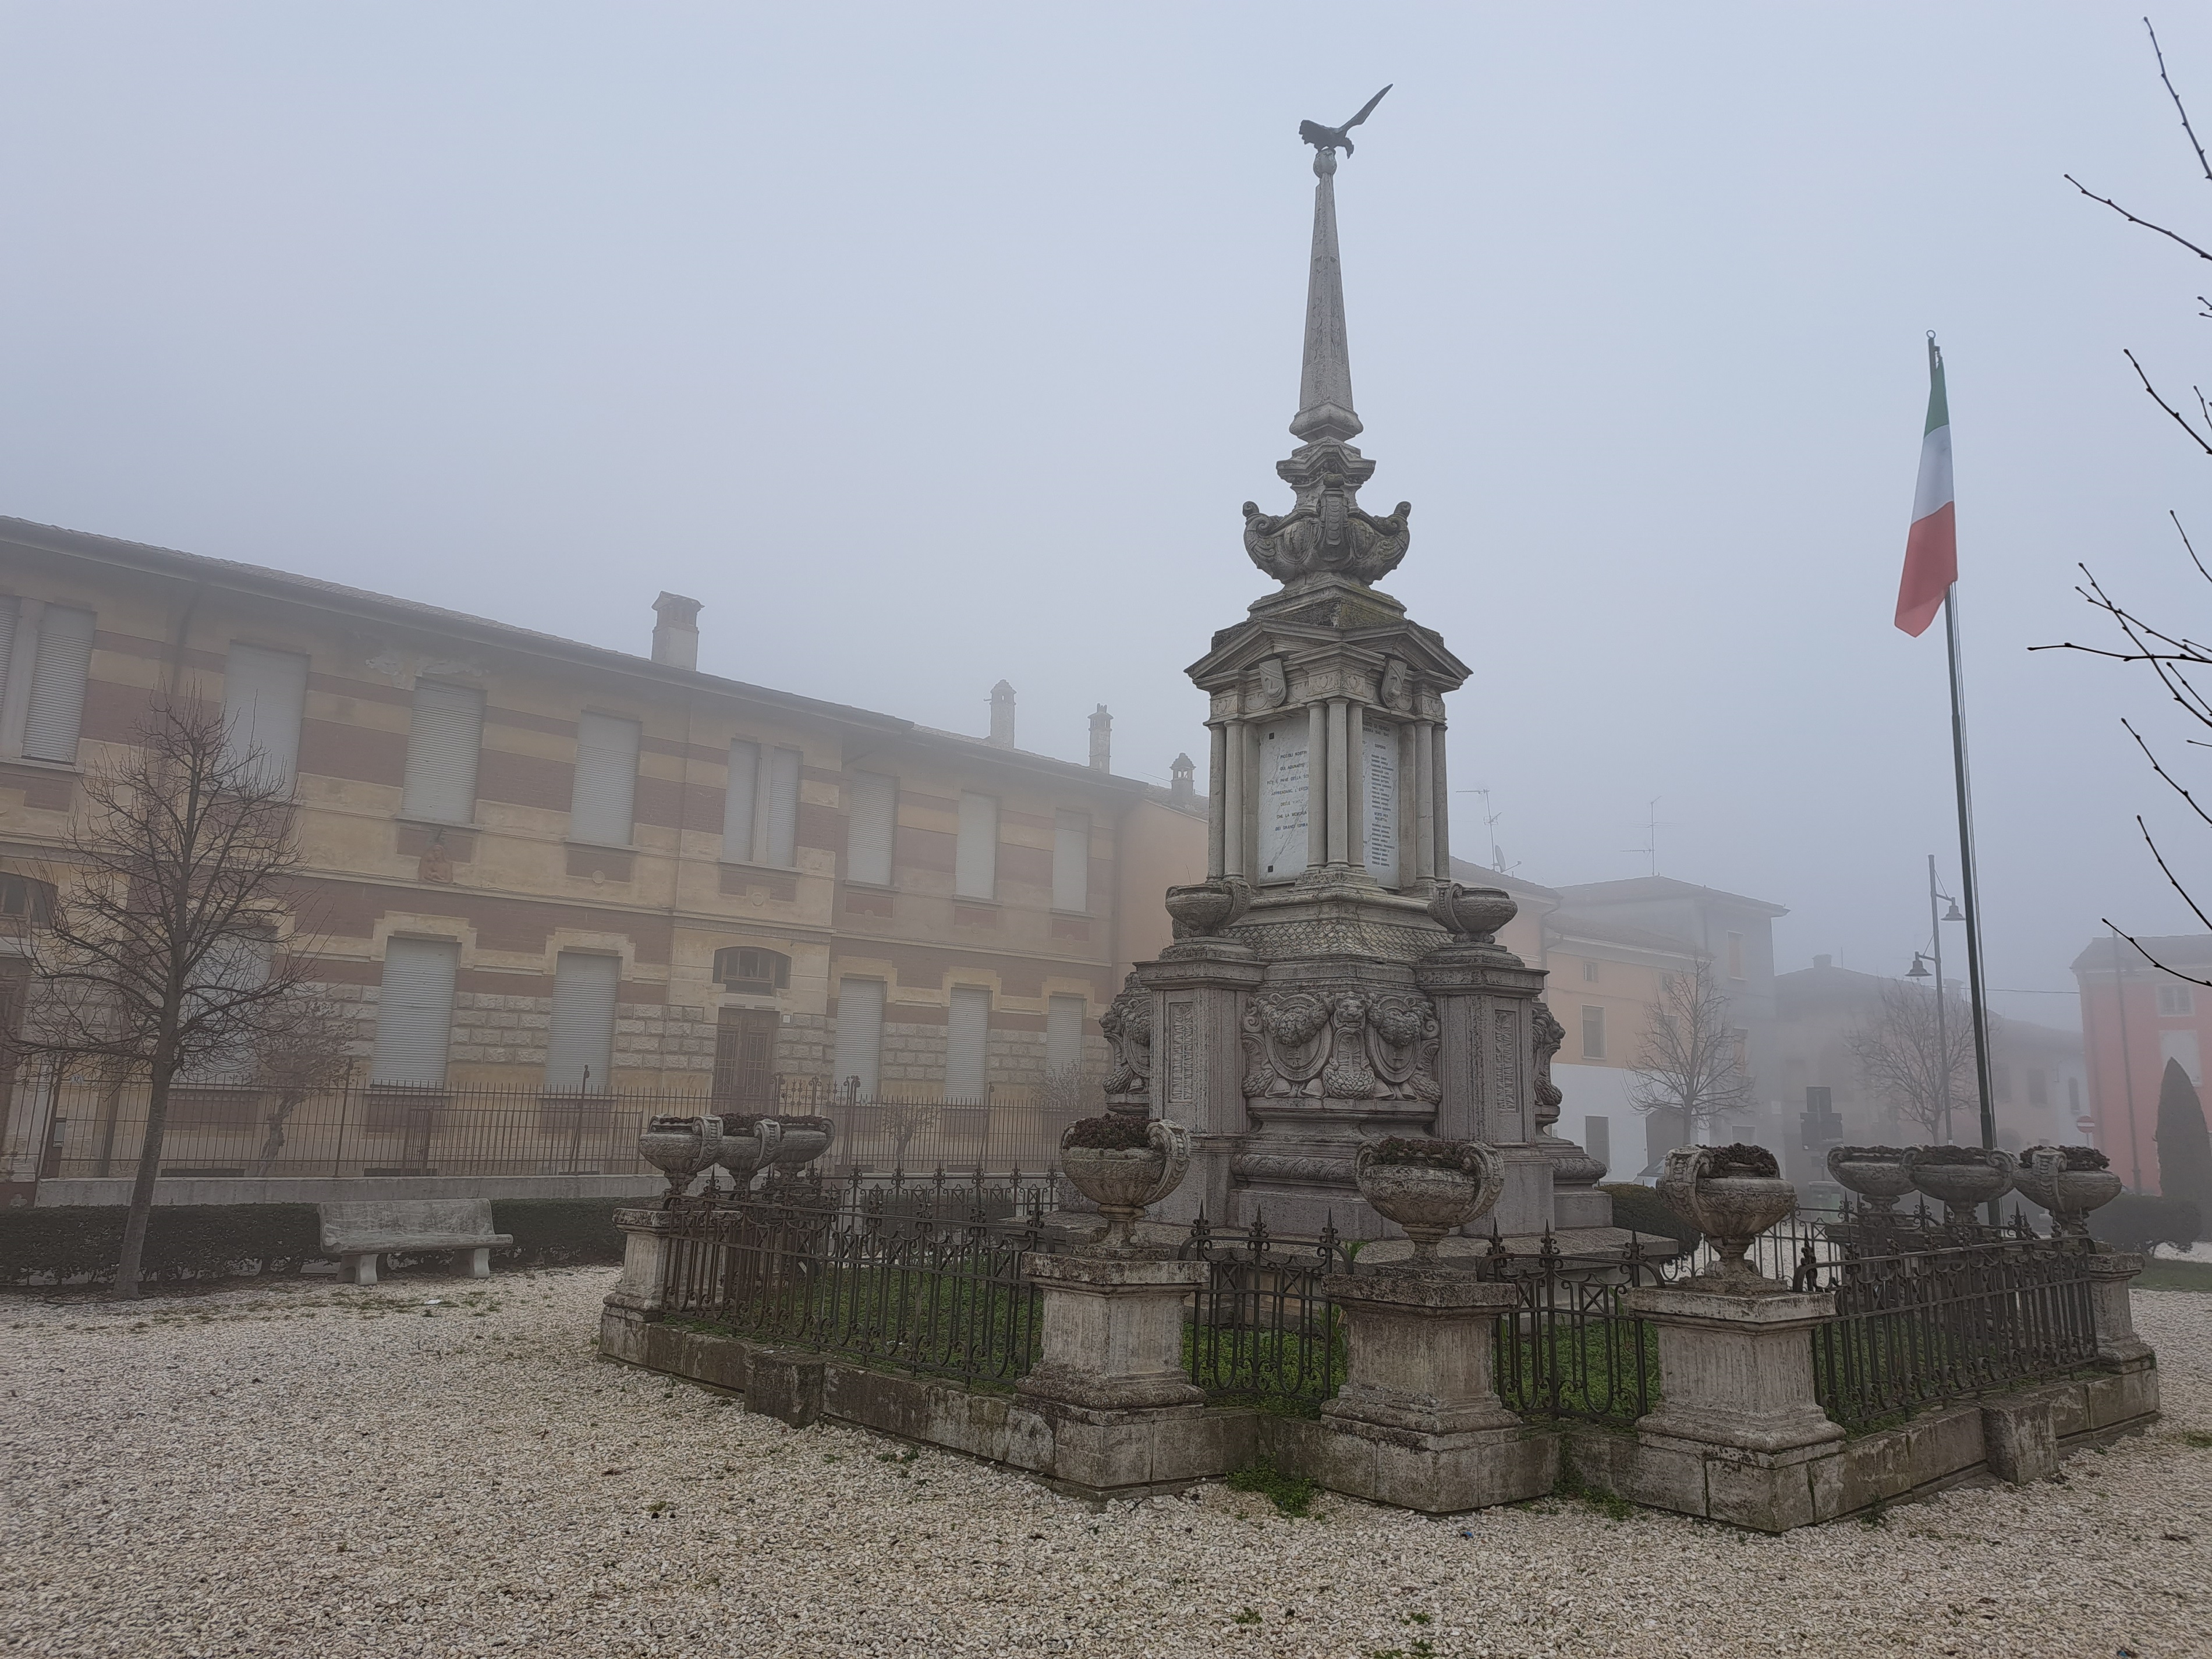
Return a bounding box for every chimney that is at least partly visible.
[1813,954,1832,971]
[1169,751,1196,806]
[1089,704,1112,771]
[988,680,1016,748]
[652,593,702,670]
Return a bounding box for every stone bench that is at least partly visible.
[318,1199,513,1286]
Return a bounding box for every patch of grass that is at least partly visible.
[1552,1456,1635,1520]
[1232,1608,1261,1626]
[2179,1430,2212,1449]
[1225,1458,1318,1518]
[2135,1258,2212,1293]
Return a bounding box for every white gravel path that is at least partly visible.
[2,1269,2207,1658]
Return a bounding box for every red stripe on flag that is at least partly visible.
[1894,502,1956,637]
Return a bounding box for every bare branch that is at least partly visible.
[2128,349,2212,455]
[2103,917,2212,990]
[2148,17,2212,183]
[2068,174,2212,264]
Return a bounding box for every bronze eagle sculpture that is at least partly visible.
[1298,84,1391,155]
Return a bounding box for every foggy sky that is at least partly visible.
[5,2,2210,1031]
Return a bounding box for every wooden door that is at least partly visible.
[712,1008,779,1112]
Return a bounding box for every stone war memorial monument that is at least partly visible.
[604,88,2160,1530]
[1104,83,1611,1244]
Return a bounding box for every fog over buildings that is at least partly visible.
[6,2,2212,1028]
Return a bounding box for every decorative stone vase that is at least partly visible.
[1825,1145,1916,1217]
[1058,1117,1192,1252]
[1902,1145,2016,1227]
[1163,875,1251,940]
[639,1115,724,1208]
[1427,882,1518,946]
[714,1115,784,1198]
[1656,1144,1797,1291]
[764,1114,835,1177]
[1353,1139,1504,1263]
[2014,1144,2122,1238]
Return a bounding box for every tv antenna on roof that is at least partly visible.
[1453,786,1516,874]
[1626,797,1660,877]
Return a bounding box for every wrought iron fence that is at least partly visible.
[1178,1215,1354,1416]
[662,1181,1047,1386]
[1484,1233,1670,1426]
[1810,1233,2103,1432]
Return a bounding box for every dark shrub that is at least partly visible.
[1707,1143,1779,1178]
[1361,1137,1481,1172]
[1062,1114,1155,1151]
[2092,1192,2203,1255]
[1911,1144,2007,1166]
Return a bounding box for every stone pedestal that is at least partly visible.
[1621,1283,1844,1530]
[1016,1253,1208,1413]
[1137,946,1266,1226]
[1309,1268,1553,1511]
[1416,939,1556,1239]
[2086,1248,2154,1366]
[598,1206,687,1362]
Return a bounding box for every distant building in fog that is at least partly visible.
[2072,933,2212,1194]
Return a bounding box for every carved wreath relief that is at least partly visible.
[1239,987,1441,1104]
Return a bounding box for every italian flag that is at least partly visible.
[1894,336,1955,637]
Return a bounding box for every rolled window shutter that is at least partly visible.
[846,771,895,885]
[570,712,639,845]
[221,644,309,792]
[183,934,274,1084]
[400,682,483,823]
[945,987,990,1103]
[1052,812,1089,912]
[22,606,95,763]
[371,938,459,1087]
[724,740,760,862]
[832,978,885,1098]
[544,952,621,1091]
[765,746,801,866]
[1046,995,1084,1076]
[955,792,997,899]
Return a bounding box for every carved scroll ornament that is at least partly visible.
[1242,481,1411,586]
[1240,986,1441,1104]
[1099,972,1153,1101]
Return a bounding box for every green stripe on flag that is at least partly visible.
[1924,336,1949,435]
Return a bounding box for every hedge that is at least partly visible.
[0,1198,631,1289]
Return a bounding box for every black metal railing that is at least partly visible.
[661,1182,1046,1387]
[1810,1233,2103,1432]
[1178,1215,1354,1416]
[1485,1233,1669,1427]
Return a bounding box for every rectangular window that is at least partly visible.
[221,644,309,792]
[399,682,483,824]
[1727,931,1745,980]
[1052,811,1089,912]
[955,792,997,899]
[1582,960,1599,983]
[544,951,620,1092]
[1581,1005,1605,1061]
[0,598,17,712]
[1993,1062,2012,1105]
[724,739,759,862]
[2160,1029,2203,1087]
[1047,994,1086,1076]
[846,771,896,886]
[2158,983,2197,1018]
[22,605,95,764]
[711,1006,779,1111]
[832,977,886,1098]
[2027,1068,2050,1108]
[570,712,640,846]
[764,746,800,867]
[946,986,990,1102]
[370,938,459,1088]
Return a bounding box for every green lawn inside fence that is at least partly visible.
[1495,1314,1662,1426]
[1183,1315,1346,1417]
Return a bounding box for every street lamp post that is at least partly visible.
[1906,855,1969,1144]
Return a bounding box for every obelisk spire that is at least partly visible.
[1291,147,1361,444]
[1288,84,1388,444]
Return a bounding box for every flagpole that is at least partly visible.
[1941,583,2000,1175]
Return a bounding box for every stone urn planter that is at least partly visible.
[2014,1144,2122,1238]
[1825,1145,1916,1218]
[639,1114,724,1207]
[1058,1115,1191,1252]
[1656,1144,1796,1291]
[1902,1144,2015,1227]
[764,1114,836,1180]
[1163,875,1251,941]
[1427,882,1518,947]
[714,1115,784,1198]
[1353,1138,1504,1263]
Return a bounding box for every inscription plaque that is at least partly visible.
[1363,723,1398,886]
[1257,724,1310,882]
[1167,1001,1197,1105]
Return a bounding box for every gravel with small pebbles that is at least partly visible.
[2,1269,2207,1658]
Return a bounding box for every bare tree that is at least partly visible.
[2044,19,2212,981]
[13,697,325,1295]
[1628,959,1756,1145]
[1844,979,1987,1142]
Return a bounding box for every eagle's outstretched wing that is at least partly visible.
[1339,84,1392,132]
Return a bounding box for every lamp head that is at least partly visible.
[1906,952,1932,980]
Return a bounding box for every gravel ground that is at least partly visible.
[3,1270,2208,1659]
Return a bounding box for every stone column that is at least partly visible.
[1311,1270,1553,1512]
[1325,699,1351,866]
[1220,721,1243,879]
[1208,723,1229,879]
[1621,1284,1844,1532]
[598,1206,687,1364]
[1141,948,1266,1224]
[1015,1252,1222,1497]
[1305,703,1328,873]
[1410,719,1434,885]
[1346,700,1367,871]
[1430,724,1451,870]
